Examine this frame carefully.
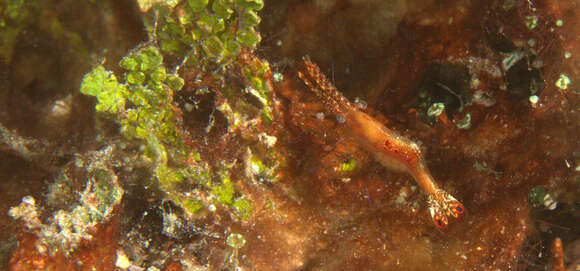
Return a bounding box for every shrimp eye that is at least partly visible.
[452,202,465,216]
[433,216,447,229]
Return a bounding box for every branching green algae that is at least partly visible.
[80,46,198,208]
[79,0,272,217]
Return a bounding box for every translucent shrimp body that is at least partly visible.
[297,57,465,229]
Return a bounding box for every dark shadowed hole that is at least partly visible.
[482,18,517,53]
[505,57,543,100]
[416,62,472,118]
[176,87,228,143]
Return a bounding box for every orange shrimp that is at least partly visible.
[297,57,465,229]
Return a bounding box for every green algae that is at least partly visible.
[555,74,571,90]
[337,158,358,173]
[212,172,235,205]
[77,0,275,225]
[182,198,204,214]
[81,66,128,114]
[81,44,206,221]
[149,0,264,65]
[233,198,252,220]
[524,15,538,30]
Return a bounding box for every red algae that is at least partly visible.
[259,0,579,270]
[9,219,119,271]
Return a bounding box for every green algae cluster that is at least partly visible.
[80,45,213,218]
[80,47,195,199]
[79,0,272,223]
[151,0,263,65]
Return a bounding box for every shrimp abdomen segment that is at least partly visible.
[347,110,422,173]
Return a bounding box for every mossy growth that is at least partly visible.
[208,171,253,219]
[148,0,274,126]
[137,0,180,12]
[80,66,128,114]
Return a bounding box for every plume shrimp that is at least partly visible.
[297,57,465,229]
